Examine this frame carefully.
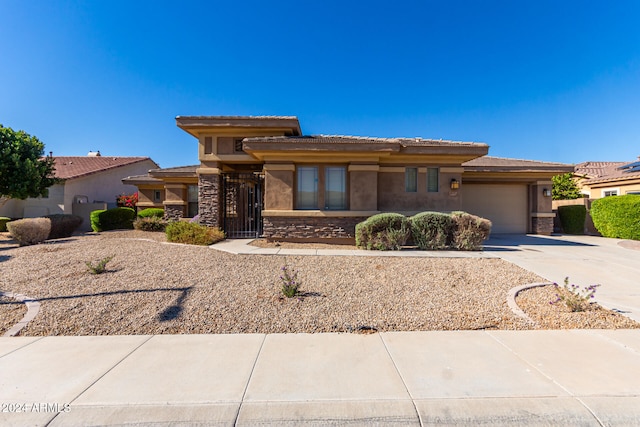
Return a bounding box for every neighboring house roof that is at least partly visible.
[463,156,573,173]
[53,156,157,180]
[577,159,640,185]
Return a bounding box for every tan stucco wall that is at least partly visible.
[137,186,164,209]
[349,171,378,210]
[164,184,186,202]
[265,169,294,210]
[377,170,461,212]
[586,182,640,198]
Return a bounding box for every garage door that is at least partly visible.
[461,184,528,233]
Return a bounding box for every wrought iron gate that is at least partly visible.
[222,173,264,238]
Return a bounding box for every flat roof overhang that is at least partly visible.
[176,116,302,138]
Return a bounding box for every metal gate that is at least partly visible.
[222,173,264,238]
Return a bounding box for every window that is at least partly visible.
[427,167,439,192]
[234,138,244,153]
[204,136,213,154]
[297,167,318,209]
[603,189,619,197]
[405,168,417,192]
[325,167,346,209]
[187,185,198,217]
[153,190,162,203]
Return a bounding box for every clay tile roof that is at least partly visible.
[463,156,573,171]
[52,156,156,180]
[577,160,640,184]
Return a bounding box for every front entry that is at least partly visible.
[221,173,264,238]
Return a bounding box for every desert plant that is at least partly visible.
[279,264,301,298]
[0,216,11,232]
[551,277,600,312]
[355,213,410,250]
[45,214,83,239]
[165,221,225,245]
[591,194,640,240]
[6,218,51,246]
[450,211,492,250]
[410,211,454,250]
[137,208,164,219]
[86,255,114,274]
[133,216,168,232]
[557,205,586,235]
[90,207,136,232]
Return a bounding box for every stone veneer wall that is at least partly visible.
[263,216,368,242]
[198,174,221,227]
[164,205,184,221]
[532,216,553,235]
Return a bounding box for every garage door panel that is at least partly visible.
[462,184,527,234]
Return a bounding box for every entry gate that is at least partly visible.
[221,173,264,238]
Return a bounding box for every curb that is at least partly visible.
[1,291,40,337]
[506,282,553,326]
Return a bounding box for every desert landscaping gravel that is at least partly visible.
[0,230,637,336]
[0,295,27,335]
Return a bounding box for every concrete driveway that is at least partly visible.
[484,234,640,323]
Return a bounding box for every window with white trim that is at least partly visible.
[603,189,619,197]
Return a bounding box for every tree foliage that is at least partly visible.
[0,125,57,202]
[552,173,583,200]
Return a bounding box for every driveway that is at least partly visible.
[484,234,640,323]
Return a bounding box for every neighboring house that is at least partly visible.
[575,159,640,198]
[1,153,158,230]
[123,116,572,242]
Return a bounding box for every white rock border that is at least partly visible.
[1,291,40,337]
[506,282,554,327]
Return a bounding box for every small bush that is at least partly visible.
[90,207,136,232]
[451,211,492,250]
[133,216,168,232]
[45,214,83,239]
[410,211,454,250]
[355,213,410,250]
[0,216,11,232]
[6,218,51,246]
[137,208,164,219]
[165,221,225,245]
[86,255,114,274]
[551,277,600,312]
[279,264,301,298]
[591,195,640,240]
[557,205,586,235]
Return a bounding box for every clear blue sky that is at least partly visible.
[2,0,639,168]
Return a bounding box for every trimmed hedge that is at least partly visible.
[591,195,640,240]
[410,211,454,250]
[137,208,164,218]
[45,214,83,239]
[0,217,11,232]
[557,205,586,235]
[165,221,225,245]
[7,218,51,246]
[355,213,410,250]
[90,207,136,232]
[133,216,167,232]
[450,211,492,250]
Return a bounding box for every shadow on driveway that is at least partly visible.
[484,234,596,249]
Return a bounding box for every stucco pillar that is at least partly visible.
[263,164,294,210]
[348,164,379,211]
[531,181,554,235]
[197,168,222,227]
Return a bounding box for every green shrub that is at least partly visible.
[45,214,83,239]
[6,218,51,246]
[137,208,164,218]
[86,255,114,274]
[410,211,454,250]
[450,211,492,250]
[90,207,136,232]
[165,221,225,245]
[355,213,410,250]
[591,195,640,239]
[0,217,11,232]
[557,205,586,235]
[133,216,168,232]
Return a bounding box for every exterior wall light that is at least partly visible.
[450,179,460,190]
[543,188,552,197]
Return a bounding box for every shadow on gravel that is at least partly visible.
[158,287,192,322]
[0,255,11,262]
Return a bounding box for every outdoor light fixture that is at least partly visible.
[450,179,460,190]
[543,188,552,197]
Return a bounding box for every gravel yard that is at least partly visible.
[0,231,637,336]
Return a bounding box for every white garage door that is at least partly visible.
[461,184,528,234]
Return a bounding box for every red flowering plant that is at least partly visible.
[116,192,138,210]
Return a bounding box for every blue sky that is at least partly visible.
[1,0,639,168]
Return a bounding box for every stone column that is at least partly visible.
[163,184,187,221]
[197,168,222,228]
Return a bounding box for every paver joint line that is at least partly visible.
[378,333,422,426]
[233,334,267,427]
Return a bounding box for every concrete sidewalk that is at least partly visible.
[2,330,640,426]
